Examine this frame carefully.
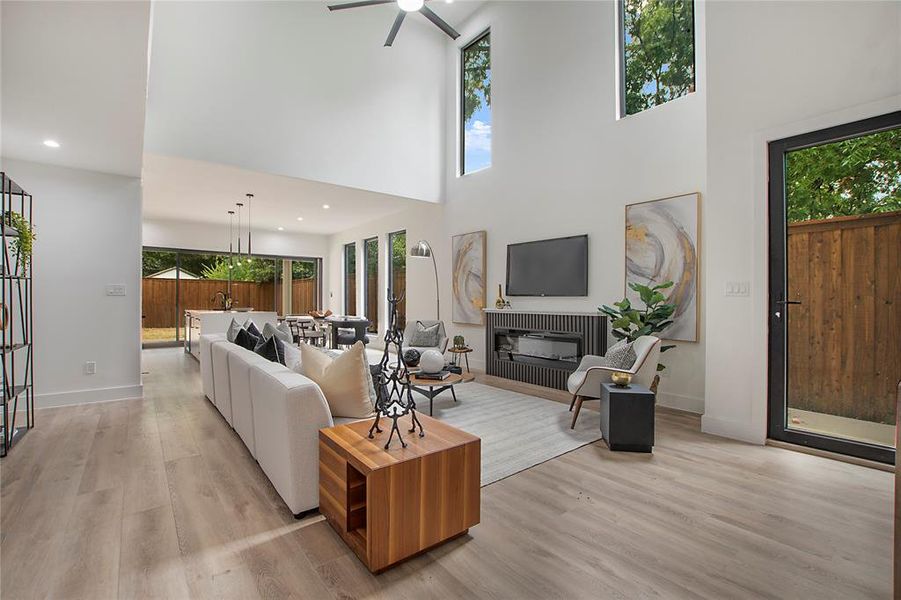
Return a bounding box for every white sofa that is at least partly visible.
[200,333,359,516]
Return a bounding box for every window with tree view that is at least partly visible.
[621,0,695,116]
[461,30,491,174]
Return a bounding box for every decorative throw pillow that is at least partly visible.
[226,317,245,343]
[254,334,286,365]
[244,320,263,339]
[263,321,292,344]
[409,321,440,347]
[282,341,302,371]
[603,339,637,370]
[234,327,260,351]
[298,342,375,418]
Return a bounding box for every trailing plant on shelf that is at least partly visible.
[599,281,677,393]
[2,212,35,274]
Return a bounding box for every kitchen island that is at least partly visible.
[184,309,278,359]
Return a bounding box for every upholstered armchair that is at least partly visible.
[567,336,662,429]
[402,320,448,354]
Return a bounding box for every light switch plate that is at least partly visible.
[725,281,750,297]
[106,284,127,296]
[84,361,96,375]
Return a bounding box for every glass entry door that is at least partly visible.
[768,111,900,464]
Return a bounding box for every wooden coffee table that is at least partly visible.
[408,372,475,416]
[318,414,481,573]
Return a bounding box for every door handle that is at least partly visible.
[775,300,802,305]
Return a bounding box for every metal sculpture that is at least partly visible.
[368,292,424,449]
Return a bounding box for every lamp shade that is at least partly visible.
[410,240,432,258]
[397,0,424,11]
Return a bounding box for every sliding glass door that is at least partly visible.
[344,242,356,315]
[388,230,406,330]
[364,237,379,332]
[768,111,900,463]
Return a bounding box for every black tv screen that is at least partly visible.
[506,235,588,297]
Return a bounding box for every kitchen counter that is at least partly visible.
[184,309,279,359]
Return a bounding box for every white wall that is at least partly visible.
[703,0,901,443]
[326,203,444,345]
[1,158,143,407]
[439,1,709,413]
[144,1,447,202]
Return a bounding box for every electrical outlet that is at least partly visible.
[106,284,127,296]
[84,361,97,375]
[725,281,750,297]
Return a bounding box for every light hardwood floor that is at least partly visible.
[1,348,892,599]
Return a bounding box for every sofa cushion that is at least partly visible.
[255,334,286,365]
[299,342,375,418]
[408,320,440,348]
[283,342,301,371]
[235,327,260,351]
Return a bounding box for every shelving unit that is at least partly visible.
[1,173,34,457]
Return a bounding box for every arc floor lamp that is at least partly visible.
[410,240,439,320]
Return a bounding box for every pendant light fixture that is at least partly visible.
[245,193,253,256]
[235,202,244,262]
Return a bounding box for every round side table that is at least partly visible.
[447,346,473,373]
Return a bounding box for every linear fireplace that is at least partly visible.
[485,310,607,391]
[494,329,582,371]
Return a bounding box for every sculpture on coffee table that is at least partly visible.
[368,293,424,449]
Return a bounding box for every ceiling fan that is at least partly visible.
[327,0,460,47]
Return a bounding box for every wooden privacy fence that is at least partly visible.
[787,211,900,424]
[142,277,319,328]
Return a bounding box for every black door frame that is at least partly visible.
[767,110,900,464]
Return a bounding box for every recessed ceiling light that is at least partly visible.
[43,139,60,148]
[296,216,304,221]
[322,204,330,209]
[445,0,453,3]
[277,226,284,231]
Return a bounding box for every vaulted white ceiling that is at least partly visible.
[0,1,151,177]
[144,1,481,204]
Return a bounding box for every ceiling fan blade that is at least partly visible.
[418,5,460,40]
[384,10,406,47]
[328,0,394,11]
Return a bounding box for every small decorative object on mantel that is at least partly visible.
[453,334,465,349]
[611,371,632,387]
[368,293,424,449]
[495,284,505,309]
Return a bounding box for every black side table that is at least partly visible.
[600,382,656,452]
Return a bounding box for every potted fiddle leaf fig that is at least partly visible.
[599,281,677,393]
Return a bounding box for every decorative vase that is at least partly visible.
[453,335,465,349]
[495,284,506,309]
[611,372,632,387]
[403,349,421,367]
[419,349,444,374]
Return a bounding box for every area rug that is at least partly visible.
[424,382,603,486]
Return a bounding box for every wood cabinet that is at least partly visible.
[318,414,481,573]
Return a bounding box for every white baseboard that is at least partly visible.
[35,384,144,409]
[656,391,704,414]
[701,414,765,445]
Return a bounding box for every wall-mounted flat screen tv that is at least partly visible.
[506,235,588,297]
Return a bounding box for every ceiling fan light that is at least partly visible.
[397,0,423,12]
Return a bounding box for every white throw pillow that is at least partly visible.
[226,317,245,343]
[282,342,302,371]
[263,321,292,344]
[298,342,375,418]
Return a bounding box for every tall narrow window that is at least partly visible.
[344,243,356,315]
[364,237,379,333]
[461,30,491,175]
[388,231,406,330]
[620,0,695,116]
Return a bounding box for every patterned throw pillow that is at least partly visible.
[603,339,637,370]
[409,321,440,347]
[234,327,260,351]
